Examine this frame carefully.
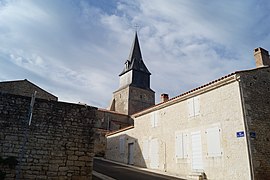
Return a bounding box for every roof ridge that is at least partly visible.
[132,66,270,116]
[131,71,238,116]
[0,79,57,98]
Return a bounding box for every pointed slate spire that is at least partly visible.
[128,32,142,62]
[119,32,151,76]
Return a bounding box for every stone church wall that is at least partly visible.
[0,92,96,179]
[128,86,155,115]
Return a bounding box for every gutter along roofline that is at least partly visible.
[133,66,270,118]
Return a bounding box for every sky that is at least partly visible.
[0,0,270,108]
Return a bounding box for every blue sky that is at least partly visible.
[0,0,270,108]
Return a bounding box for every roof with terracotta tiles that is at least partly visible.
[132,66,270,116]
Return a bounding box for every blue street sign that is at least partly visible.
[250,132,256,138]
[237,131,245,138]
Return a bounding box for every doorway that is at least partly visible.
[150,138,159,169]
[128,142,134,165]
[191,131,203,171]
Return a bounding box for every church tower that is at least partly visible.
[109,32,155,115]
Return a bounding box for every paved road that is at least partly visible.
[93,158,185,180]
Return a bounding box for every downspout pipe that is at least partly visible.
[237,76,254,180]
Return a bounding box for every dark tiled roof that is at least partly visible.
[119,32,151,76]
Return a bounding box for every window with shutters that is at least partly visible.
[119,136,125,154]
[142,139,149,159]
[206,127,222,157]
[151,111,158,128]
[187,96,200,117]
[175,132,188,159]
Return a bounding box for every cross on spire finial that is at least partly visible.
[134,24,140,33]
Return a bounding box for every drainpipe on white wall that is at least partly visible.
[164,141,167,172]
[237,76,254,180]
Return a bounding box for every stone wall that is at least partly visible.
[111,87,129,114]
[112,86,155,115]
[128,86,155,115]
[96,109,132,131]
[0,92,96,179]
[0,80,58,101]
[94,109,133,156]
[238,67,270,180]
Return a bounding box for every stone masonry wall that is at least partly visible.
[0,80,58,101]
[0,92,96,179]
[128,86,155,115]
[96,109,132,131]
[112,85,155,115]
[94,109,133,156]
[239,67,270,180]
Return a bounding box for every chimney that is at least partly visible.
[254,47,270,67]
[161,93,169,103]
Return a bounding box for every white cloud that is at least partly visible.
[0,0,270,107]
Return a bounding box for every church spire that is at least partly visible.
[128,32,142,63]
[109,31,155,115]
[119,32,150,76]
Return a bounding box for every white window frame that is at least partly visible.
[187,96,200,117]
[175,132,188,159]
[206,127,222,157]
[151,111,158,128]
